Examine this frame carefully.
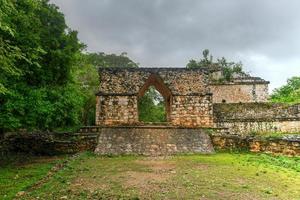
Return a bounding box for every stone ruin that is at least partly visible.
[96,68,214,127]
[95,67,270,128]
[2,67,299,156]
[92,67,300,155]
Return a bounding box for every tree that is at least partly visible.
[186,49,245,81]
[271,77,300,104]
[0,0,23,95]
[86,52,139,68]
[0,0,84,132]
[72,53,99,126]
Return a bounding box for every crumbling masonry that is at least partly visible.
[94,67,300,155]
[96,67,273,128]
[96,68,214,127]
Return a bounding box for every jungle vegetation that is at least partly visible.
[0,0,139,132]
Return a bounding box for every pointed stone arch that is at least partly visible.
[96,68,214,127]
[137,73,172,122]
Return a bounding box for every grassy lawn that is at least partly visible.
[0,155,62,200]
[1,152,300,200]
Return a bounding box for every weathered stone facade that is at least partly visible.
[96,68,271,128]
[214,103,300,135]
[96,68,213,127]
[95,95,138,125]
[171,95,213,127]
[94,127,214,156]
[210,77,269,103]
[93,67,300,156]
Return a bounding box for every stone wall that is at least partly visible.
[1,132,98,155]
[94,127,214,156]
[98,68,209,95]
[2,128,299,157]
[210,81,269,103]
[95,95,138,125]
[211,134,300,156]
[171,95,213,127]
[214,103,300,135]
[96,68,213,127]
[216,121,300,135]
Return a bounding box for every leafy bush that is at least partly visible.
[186,49,245,82]
[271,76,300,104]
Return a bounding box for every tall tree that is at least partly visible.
[0,0,84,132]
[0,0,23,95]
[72,53,99,126]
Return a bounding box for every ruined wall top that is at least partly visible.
[97,68,210,96]
[210,71,270,86]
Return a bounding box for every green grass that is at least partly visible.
[250,131,300,139]
[1,152,300,200]
[0,155,62,200]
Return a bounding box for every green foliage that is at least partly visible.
[72,53,99,126]
[217,57,243,81]
[271,76,300,104]
[138,87,166,122]
[0,0,84,132]
[0,0,23,95]
[0,0,143,131]
[186,49,245,81]
[86,52,139,68]
[1,85,84,130]
[71,52,138,126]
[186,49,213,69]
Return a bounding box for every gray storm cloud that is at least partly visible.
[50,0,300,91]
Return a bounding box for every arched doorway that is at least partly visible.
[137,74,172,123]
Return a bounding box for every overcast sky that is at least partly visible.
[50,0,300,91]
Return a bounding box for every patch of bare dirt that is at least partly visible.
[124,171,169,187]
[117,159,177,196]
[235,178,249,185]
[71,178,108,193]
[194,163,211,170]
[134,160,176,173]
